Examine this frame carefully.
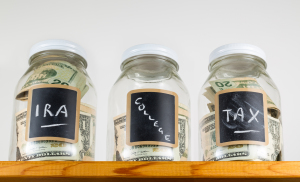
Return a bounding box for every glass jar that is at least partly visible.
[9,40,97,161]
[107,44,190,161]
[198,43,283,161]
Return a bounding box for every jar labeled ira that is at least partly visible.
[9,40,97,161]
[107,44,191,161]
[198,43,283,161]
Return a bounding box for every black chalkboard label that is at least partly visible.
[25,84,81,143]
[215,88,269,147]
[126,89,178,148]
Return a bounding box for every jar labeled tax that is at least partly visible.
[198,43,283,161]
[107,44,191,161]
[9,40,97,161]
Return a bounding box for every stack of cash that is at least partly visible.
[14,60,96,161]
[201,77,282,161]
[113,103,189,161]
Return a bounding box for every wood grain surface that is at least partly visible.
[0,161,299,182]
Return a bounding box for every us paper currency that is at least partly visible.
[200,111,282,161]
[15,103,96,161]
[207,103,215,112]
[203,87,216,105]
[16,60,88,100]
[113,103,189,161]
[200,112,256,161]
[207,77,280,118]
[254,116,282,161]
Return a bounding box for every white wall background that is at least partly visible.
[0,0,299,161]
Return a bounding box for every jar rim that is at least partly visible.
[120,54,179,71]
[29,50,88,68]
[208,53,267,72]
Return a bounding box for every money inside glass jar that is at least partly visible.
[113,103,189,161]
[199,44,283,161]
[107,44,191,161]
[9,40,97,161]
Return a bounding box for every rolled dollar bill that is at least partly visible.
[207,103,215,112]
[200,112,257,161]
[16,60,88,100]
[203,87,216,105]
[15,103,96,161]
[113,103,189,161]
[200,111,282,161]
[208,77,280,118]
[253,116,282,161]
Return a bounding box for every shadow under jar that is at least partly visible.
[107,44,190,161]
[198,43,283,161]
[9,40,97,161]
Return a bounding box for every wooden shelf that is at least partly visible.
[0,161,299,181]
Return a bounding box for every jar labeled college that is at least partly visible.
[198,44,283,161]
[107,44,190,161]
[9,40,97,161]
